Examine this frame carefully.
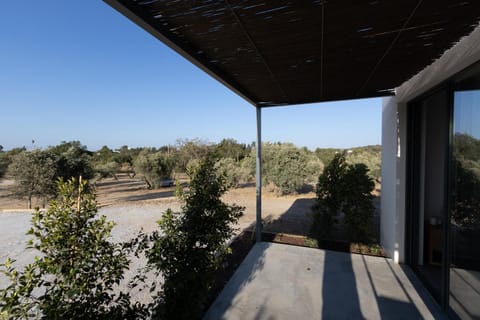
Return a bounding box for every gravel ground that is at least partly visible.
[0,204,181,304]
[0,195,315,306]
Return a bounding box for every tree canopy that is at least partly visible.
[8,150,57,208]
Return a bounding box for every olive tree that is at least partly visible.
[214,157,253,188]
[133,149,174,189]
[174,138,211,172]
[114,145,139,177]
[259,143,314,195]
[215,138,250,162]
[52,144,94,181]
[94,161,120,180]
[8,150,57,208]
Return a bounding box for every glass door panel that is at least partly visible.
[450,90,480,320]
[408,88,449,303]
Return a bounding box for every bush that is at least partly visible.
[311,153,375,243]
[342,163,375,241]
[142,153,244,319]
[0,178,144,319]
[311,153,348,238]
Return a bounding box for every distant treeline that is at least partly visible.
[0,139,381,206]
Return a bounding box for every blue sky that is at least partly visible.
[0,1,381,151]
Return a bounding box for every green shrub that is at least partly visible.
[143,153,244,319]
[311,153,348,238]
[342,163,375,242]
[311,153,375,243]
[0,178,145,319]
[186,158,201,175]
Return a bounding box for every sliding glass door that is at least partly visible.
[407,88,450,304]
[407,62,480,319]
[449,85,480,319]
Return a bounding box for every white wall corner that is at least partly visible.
[395,103,408,263]
[380,96,398,260]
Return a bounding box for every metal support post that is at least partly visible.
[256,107,262,243]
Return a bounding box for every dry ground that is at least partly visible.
[0,175,315,300]
[0,174,317,236]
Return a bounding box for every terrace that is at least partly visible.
[204,242,445,319]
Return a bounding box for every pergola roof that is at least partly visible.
[105,0,480,107]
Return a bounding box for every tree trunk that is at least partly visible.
[144,177,152,189]
[28,196,32,209]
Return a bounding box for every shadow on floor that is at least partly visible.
[322,250,364,319]
[205,243,447,319]
[203,243,268,319]
[261,198,315,236]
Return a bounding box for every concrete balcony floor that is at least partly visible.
[204,242,447,320]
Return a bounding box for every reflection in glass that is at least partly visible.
[450,90,480,320]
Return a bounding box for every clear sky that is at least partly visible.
[0,1,382,152]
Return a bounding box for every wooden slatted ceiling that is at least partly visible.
[104,0,480,107]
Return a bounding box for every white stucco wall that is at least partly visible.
[395,103,407,263]
[380,96,397,260]
[381,96,407,263]
[381,23,480,263]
